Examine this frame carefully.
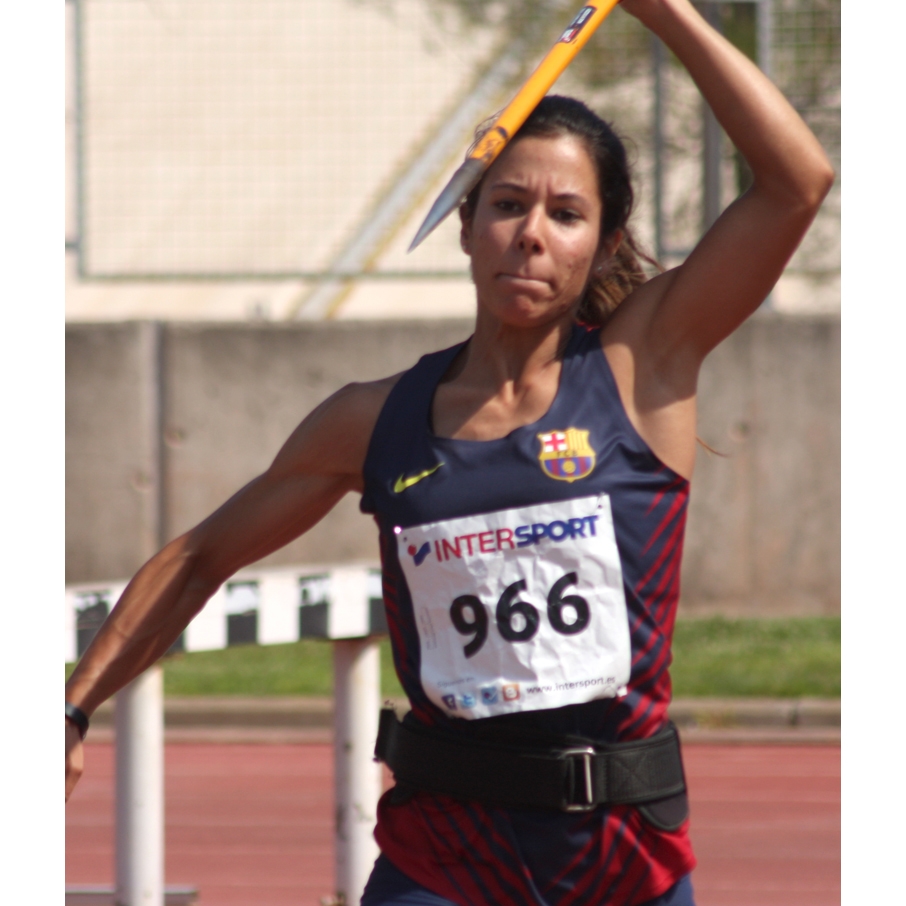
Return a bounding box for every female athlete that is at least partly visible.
[65,1,833,903]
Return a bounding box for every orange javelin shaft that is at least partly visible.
[409,1,621,251]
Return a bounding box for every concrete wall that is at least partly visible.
[66,315,840,615]
[685,316,840,615]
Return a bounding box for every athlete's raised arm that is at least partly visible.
[65,375,397,800]
[620,0,833,348]
[599,0,834,477]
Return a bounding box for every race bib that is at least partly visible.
[396,495,630,719]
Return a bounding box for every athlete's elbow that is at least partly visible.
[186,555,234,603]
[758,152,835,216]
[800,158,836,209]
[162,528,227,602]
[788,154,836,212]
[184,563,224,604]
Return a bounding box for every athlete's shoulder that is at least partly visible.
[270,373,404,483]
[317,344,461,451]
[313,372,405,448]
[329,373,404,422]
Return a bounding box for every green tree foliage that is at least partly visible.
[369,0,653,86]
[369,0,839,142]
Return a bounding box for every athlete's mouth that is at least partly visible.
[497,273,549,286]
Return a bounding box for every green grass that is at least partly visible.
[65,617,840,699]
[670,616,840,698]
[66,638,405,698]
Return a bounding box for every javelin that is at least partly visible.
[409,1,622,252]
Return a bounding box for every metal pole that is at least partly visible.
[333,638,382,906]
[115,665,165,906]
[652,35,666,262]
[757,0,775,310]
[701,2,724,233]
[115,320,167,906]
[66,0,79,254]
[72,0,87,274]
[133,321,166,561]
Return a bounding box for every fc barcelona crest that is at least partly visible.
[537,428,596,482]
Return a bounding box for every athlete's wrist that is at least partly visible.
[65,701,90,740]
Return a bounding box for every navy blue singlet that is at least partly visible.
[361,324,696,906]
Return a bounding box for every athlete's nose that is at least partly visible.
[517,205,546,254]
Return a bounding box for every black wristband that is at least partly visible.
[65,702,89,740]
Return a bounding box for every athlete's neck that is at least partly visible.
[432,310,576,441]
[468,306,574,384]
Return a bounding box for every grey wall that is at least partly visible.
[685,316,840,615]
[66,315,840,615]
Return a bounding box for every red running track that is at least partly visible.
[66,743,839,906]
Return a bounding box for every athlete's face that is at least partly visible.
[461,134,610,328]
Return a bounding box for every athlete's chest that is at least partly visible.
[430,365,564,443]
[363,327,676,533]
[388,424,630,529]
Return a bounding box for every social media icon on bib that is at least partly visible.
[502,683,520,702]
[480,685,499,705]
[459,693,476,708]
[441,694,457,710]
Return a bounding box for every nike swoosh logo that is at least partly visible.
[393,462,444,494]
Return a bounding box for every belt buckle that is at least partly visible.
[561,746,596,812]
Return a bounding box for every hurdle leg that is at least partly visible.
[115,664,165,906]
[333,638,381,906]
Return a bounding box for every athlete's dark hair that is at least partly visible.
[459,95,659,327]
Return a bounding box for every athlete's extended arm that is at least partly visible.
[65,377,395,800]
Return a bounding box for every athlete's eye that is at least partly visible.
[494,199,521,214]
[553,208,581,224]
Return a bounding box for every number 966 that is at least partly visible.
[449,572,590,658]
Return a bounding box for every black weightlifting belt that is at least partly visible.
[375,709,688,826]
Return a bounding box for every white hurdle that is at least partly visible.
[333,640,382,904]
[66,563,384,906]
[115,666,165,906]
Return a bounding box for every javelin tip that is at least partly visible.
[408,158,488,253]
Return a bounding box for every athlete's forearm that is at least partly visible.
[624,0,833,205]
[65,467,354,715]
[64,532,217,716]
